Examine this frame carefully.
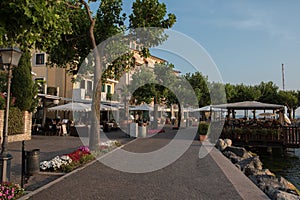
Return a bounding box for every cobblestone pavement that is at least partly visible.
[20,128,269,200]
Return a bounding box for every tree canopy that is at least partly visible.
[0,0,72,52]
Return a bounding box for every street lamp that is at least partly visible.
[0,47,22,182]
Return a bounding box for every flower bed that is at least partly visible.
[0,182,24,200]
[40,140,121,173]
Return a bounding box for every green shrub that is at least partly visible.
[0,96,5,110]
[61,162,77,173]
[198,122,209,135]
[79,154,95,164]
[8,107,24,135]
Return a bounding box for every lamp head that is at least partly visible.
[0,47,22,68]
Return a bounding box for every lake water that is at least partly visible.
[256,148,300,190]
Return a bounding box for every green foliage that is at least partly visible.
[95,0,126,43]
[8,107,24,135]
[106,92,112,101]
[47,3,90,72]
[257,81,279,104]
[129,0,176,29]
[129,66,156,104]
[225,83,261,103]
[198,122,209,135]
[11,51,37,112]
[185,72,210,107]
[79,154,95,164]
[0,96,5,110]
[278,90,298,109]
[208,82,226,105]
[128,0,176,56]
[278,90,298,118]
[0,0,72,52]
[0,71,7,93]
[61,163,75,173]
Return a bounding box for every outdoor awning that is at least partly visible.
[212,101,284,110]
[129,104,154,111]
[101,104,118,111]
[47,102,91,112]
[192,105,221,112]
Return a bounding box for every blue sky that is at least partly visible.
[91,0,300,90]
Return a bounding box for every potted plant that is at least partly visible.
[198,122,209,141]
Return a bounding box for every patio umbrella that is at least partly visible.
[259,112,276,117]
[192,105,221,112]
[48,102,91,112]
[129,104,154,111]
[101,104,118,111]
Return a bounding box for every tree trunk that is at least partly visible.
[81,0,101,150]
[153,96,158,129]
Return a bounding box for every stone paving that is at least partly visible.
[17,128,269,200]
[8,129,132,191]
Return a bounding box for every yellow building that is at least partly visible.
[31,47,178,126]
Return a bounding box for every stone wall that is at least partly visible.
[0,110,32,143]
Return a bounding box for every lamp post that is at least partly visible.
[0,47,22,182]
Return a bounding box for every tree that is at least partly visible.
[185,72,210,107]
[0,0,72,52]
[257,81,280,104]
[208,82,226,105]
[229,84,260,102]
[225,83,237,103]
[58,0,175,149]
[278,90,298,119]
[130,65,156,104]
[0,0,73,114]
[11,51,36,112]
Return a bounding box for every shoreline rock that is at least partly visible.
[216,138,300,200]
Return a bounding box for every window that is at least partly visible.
[35,77,46,94]
[80,80,85,89]
[102,84,105,92]
[87,80,93,97]
[35,53,46,66]
[107,85,111,94]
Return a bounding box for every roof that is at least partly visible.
[212,101,284,110]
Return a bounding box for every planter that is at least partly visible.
[199,135,207,141]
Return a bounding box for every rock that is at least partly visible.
[275,190,300,200]
[222,151,242,164]
[223,146,252,159]
[236,156,263,172]
[216,139,227,151]
[220,143,300,200]
[224,139,232,147]
[253,169,275,177]
[278,177,299,196]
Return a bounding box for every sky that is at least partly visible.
[91,0,300,91]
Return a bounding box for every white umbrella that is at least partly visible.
[129,104,154,111]
[284,114,291,124]
[259,112,276,117]
[101,104,118,111]
[192,105,220,112]
[48,102,91,112]
[183,107,195,112]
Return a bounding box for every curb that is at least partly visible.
[19,138,137,200]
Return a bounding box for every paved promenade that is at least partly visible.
[17,128,269,200]
[8,130,132,191]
